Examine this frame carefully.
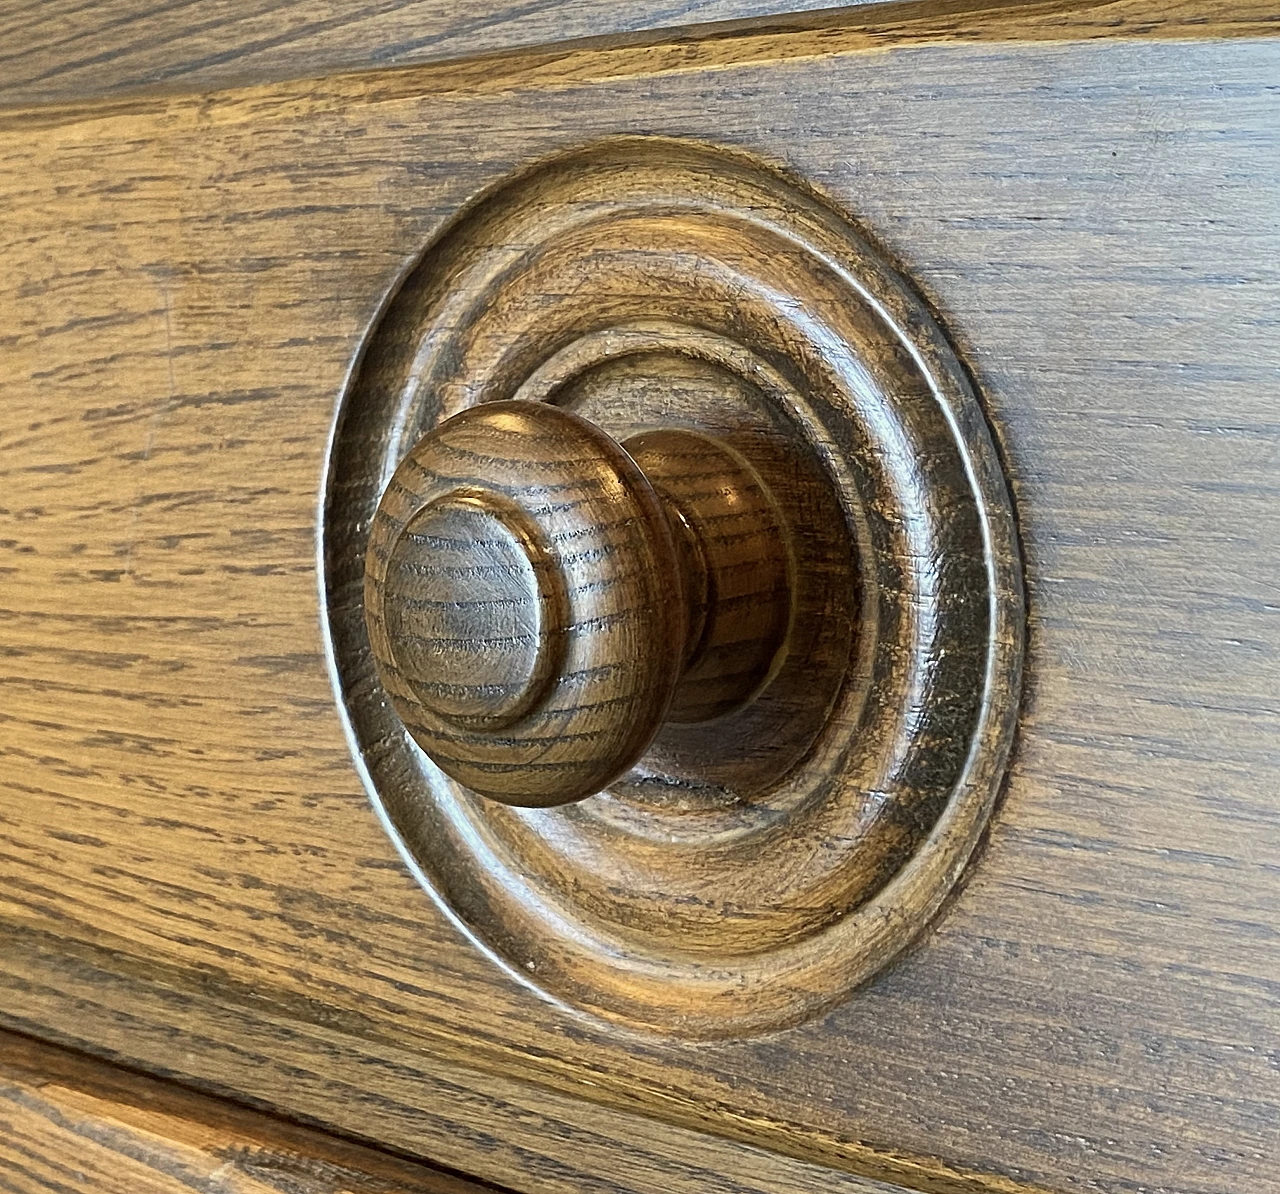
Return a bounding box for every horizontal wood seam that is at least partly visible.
[0,919,1054,1194]
[0,0,1275,127]
[0,1025,511,1194]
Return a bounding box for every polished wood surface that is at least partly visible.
[0,1029,497,1194]
[332,138,1021,1036]
[622,426,793,725]
[0,3,1277,1193]
[364,400,796,805]
[365,401,701,806]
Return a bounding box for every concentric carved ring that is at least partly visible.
[324,139,1024,1037]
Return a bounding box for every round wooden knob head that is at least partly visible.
[380,491,565,729]
[364,400,689,807]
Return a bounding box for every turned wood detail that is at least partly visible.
[364,400,792,806]
[328,139,1024,1037]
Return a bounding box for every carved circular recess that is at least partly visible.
[323,139,1025,1038]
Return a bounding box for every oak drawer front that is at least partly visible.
[1,7,1277,1194]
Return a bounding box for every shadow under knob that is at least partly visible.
[364,400,791,807]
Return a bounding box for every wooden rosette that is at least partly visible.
[324,139,1024,1038]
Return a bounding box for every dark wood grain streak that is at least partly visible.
[0,8,1277,1194]
[0,0,882,108]
[0,1029,502,1194]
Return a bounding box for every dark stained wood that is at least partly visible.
[0,991,917,1194]
[0,4,1277,1194]
[364,400,697,807]
[0,0,1272,115]
[0,1028,501,1194]
[621,426,793,724]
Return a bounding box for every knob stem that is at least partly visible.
[623,428,792,725]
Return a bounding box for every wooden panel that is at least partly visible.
[0,0,875,107]
[2,0,1267,111]
[0,992,914,1194]
[0,5,1277,1194]
[0,1029,497,1193]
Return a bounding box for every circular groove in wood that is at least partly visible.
[324,138,1025,1037]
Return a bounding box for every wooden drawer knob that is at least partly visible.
[330,141,1025,1033]
[363,399,792,807]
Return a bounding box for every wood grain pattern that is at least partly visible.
[0,1028,499,1194]
[337,139,1022,1036]
[364,401,695,807]
[364,399,798,805]
[0,5,1277,1194]
[0,0,1273,118]
[0,0,878,108]
[622,426,792,724]
[0,988,917,1194]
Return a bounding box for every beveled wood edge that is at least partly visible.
[0,1026,504,1194]
[0,922,1052,1194]
[0,0,1273,126]
[0,0,887,110]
